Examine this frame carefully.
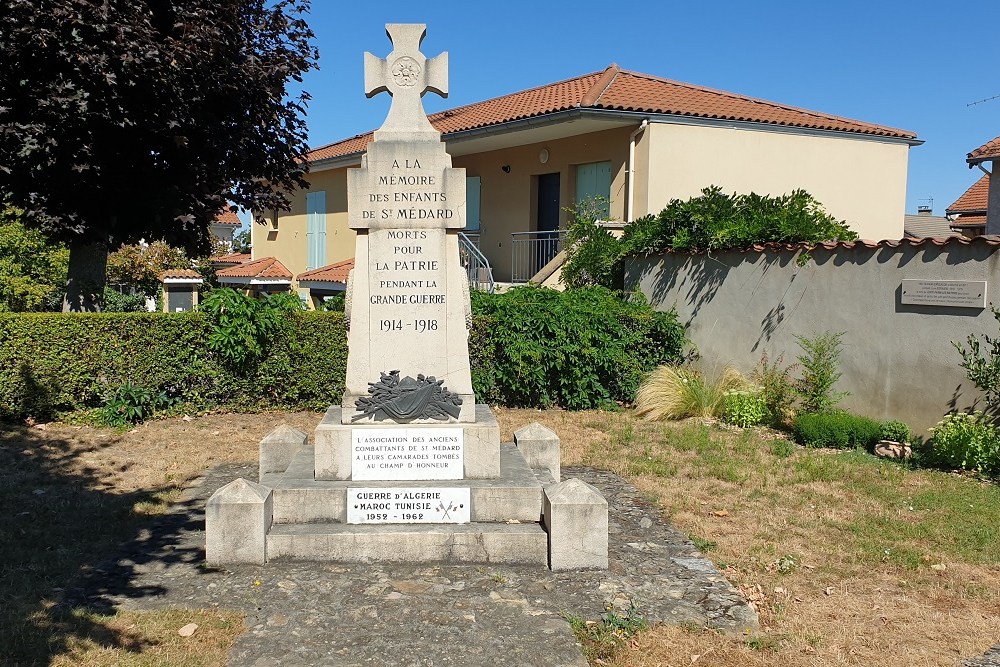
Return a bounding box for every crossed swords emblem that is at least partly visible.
[435,499,462,520]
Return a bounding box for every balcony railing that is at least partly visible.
[510,230,567,284]
[458,232,494,293]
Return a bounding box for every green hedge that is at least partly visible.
[792,411,883,450]
[0,311,347,419]
[0,287,686,419]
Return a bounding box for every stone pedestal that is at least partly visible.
[206,478,273,565]
[544,479,609,571]
[259,424,308,480]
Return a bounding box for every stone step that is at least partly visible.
[267,522,549,565]
[264,443,545,525]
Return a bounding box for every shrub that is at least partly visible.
[635,365,750,421]
[622,186,857,256]
[794,331,847,413]
[561,197,625,289]
[792,411,882,449]
[722,390,768,428]
[97,380,174,427]
[470,286,686,409]
[199,288,298,369]
[880,419,911,443]
[753,352,798,427]
[953,305,1000,415]
[102,287,147,312]
[928,412,1000,476]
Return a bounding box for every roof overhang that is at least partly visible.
[308,108,923,173]
[217,276,291,286]
[163,278,204,284]
[299,280,347,291]
[968,155,998,167]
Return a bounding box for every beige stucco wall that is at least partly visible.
[453,127,632,281]
[626,242,999,434]
[640,123,910,241]
[251,167,354,288]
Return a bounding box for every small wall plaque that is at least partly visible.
[901,279,987,309]
[347,487,471,524]
[351,428,464,480]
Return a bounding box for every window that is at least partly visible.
[306,191,327,270]
[466,176,481,232]
[575,161,612,218]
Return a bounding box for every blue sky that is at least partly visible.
[285,1,999,220]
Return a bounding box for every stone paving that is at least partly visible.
[65,463,760,666]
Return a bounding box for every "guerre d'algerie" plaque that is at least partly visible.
[347,487,471,524]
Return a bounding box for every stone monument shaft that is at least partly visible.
[343,24,475,423]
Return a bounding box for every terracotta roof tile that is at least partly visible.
[305,65,916,163]
[211,252,252,265]
[160,268,203,280]
[968,135,1000,163]
[656,234,1000,257]
[947,175,989,214]
[216,256,292,280]
[297,258,355,283]
[951,213,987,228]
[214,209,241,225]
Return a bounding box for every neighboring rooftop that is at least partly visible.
[211,252,252,265]
[160,268,203,280]
[216,256,292,281]
[214,209,241,225]
[306,64,918,163]
[297,258,355,284]
[903,212,961,239]
[948,174,990,214]
[967,135,1000,164]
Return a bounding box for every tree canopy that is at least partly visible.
[0,0,318,308]
[0,207,69,312]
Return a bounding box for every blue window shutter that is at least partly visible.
[466,177,481,231]
[575,161,612,218]
[306,191,326,269]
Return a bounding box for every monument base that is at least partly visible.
[204,407,612,571]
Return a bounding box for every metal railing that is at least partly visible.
[510,230,567,283]
[458,231,495,293]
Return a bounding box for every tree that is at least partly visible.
[0,206,69,311]
[0,0,318,310]
[106,240,191,297]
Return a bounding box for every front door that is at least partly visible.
[535,173,561,271]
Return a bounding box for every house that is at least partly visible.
[253,64,919,292]
[215,256,293,295]
[946,174,989,238]
[210,208,241,249]
[952,136,1000,236]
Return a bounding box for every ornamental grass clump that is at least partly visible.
[635,365,750,421]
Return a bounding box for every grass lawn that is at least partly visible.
[2,408,998,666]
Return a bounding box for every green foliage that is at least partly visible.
[953,305,1000,414]
[0,207,68,312]
[561,197,624,289]
[792,411,883,450]
[928,412,1000,477]
[106,241,191,297]
[102,287,146,313]
[722,390,768,428]
[561,187,857,290]
[97,381,173,428]
[880,420,911,444]
[566,601,649,663]
[794,331,848,413]
[199,288,299,369]
[470,286,686,409]
[0,311,348,420]
[623,186,857,255]
[320,294,345,312]
[753,352,798,427]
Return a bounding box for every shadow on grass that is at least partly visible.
[0,421,216,666]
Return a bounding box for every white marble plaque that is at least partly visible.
[347,487,471,524]
[901,279,987,308]
[352,428,463,480]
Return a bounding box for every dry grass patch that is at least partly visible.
[498,408,1000,667]
[0,412,319,666]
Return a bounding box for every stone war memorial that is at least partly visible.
[206,24,609,571]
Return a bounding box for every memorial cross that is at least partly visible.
[364,24,448,135]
